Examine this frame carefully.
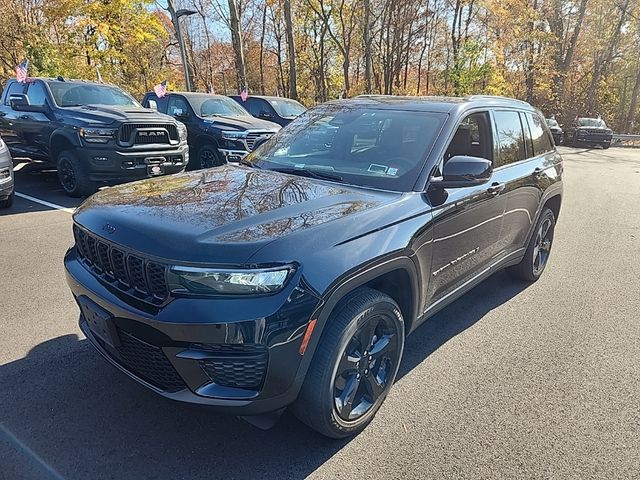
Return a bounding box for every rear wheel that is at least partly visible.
[507,208,556,282]
[292,288,404,438]
[196,145,224,169]
[57,151,96,197]
[0,191,13,208]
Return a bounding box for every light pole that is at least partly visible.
[167,0,197,91]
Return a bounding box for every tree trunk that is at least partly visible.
[363,0,373,93]
[228,0,247,91]
[283,0,298,99]
[259,3,267,95]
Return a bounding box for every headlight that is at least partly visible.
[80,127,117,143]
[176,122,187,141]
[168,265,293,295]
[221,130,247,140]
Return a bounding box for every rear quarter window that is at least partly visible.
[3,82,26,106]
[526,113,554,156]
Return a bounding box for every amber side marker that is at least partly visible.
[299,319,317,355]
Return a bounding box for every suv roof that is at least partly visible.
[350,94,535,113]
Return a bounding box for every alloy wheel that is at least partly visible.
[532,217,553,275]
[199,148,219,168]
[333,314,400,421]
[58,158,77,192]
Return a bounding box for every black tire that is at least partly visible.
[603,142,611,149]
[291,287,405,438]
[507,208,556,282]
[0,190,13,208]
[571,134,580,148]
[195,145,224,170]
[57,150,96,197]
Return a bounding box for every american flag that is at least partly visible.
[154,80,167,98]
[15,60,29,83]
[240,86,248,102]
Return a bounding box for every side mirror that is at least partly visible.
[430,155,492,189]
[258,111,273,119]
[148,100,158,111]
[10,94,46,113]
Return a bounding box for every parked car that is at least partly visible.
[229,95,306,127]
[0,77,188,197]
[565,117,612,148]
[0,136,14,208]
[141,92,280,168]
[546,118,563,145]
[64,95,563,438]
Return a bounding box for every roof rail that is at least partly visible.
[465,94,531,105]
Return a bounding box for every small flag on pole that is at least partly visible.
[239,85,248,102]
[15,60,29,83]
[154,80,167,98]
[95,66,103,83]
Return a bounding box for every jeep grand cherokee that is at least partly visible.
[64,95,563,438]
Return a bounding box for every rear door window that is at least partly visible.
[526,113,554,156]
[4,82,26,106]
[493,110,527,167]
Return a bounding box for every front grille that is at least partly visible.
[116,329,185,392]
[245,132,274,151]
[73,224,170,305]
[196,344,268,390]
[119,123,179,144]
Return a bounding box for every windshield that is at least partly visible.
[244,105,446,191]
[48,82,139,107]
[546,119,559,128]
[188,95,249,117]
[578,118,606,128]
[268,98,306,117]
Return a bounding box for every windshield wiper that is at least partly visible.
[270,167,343,183]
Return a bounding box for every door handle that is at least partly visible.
[19,115,30,120]
[533,167,545,177]
[0,112,6,117]
[487,182,505,195]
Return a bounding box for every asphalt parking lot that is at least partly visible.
[1,147,639,480]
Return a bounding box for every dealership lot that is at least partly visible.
[1,147,639,479]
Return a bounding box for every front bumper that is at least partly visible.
[574,135,612,146]
[75,142,189,183]
[0,148,14,198]
[64,248,321,414]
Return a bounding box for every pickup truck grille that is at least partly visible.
[73,224,170,305]
[245,132,274,151]
[119,123,179,145]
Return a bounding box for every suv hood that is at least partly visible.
[61,104,177,127]
[73,165,398,265]
[203,115,280,132]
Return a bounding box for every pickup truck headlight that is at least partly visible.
[176,122,187,141]
[80,127,117,144]
[221,130,247,141]
[168,265,293,295]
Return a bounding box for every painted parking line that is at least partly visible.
[15,192,75,214]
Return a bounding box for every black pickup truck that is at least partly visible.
[142,91,280,168]
[0,77,188,196]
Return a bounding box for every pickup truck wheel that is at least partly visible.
[196,145,223,169]
[57,151,96,198]
[291,287,404,438]
[508,208,555,282]
[0,191,13,208]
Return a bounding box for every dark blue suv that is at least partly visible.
[65,95,563,438]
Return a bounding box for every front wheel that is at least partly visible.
[0,191,13,208]
[292,288,405,438]
[57,151,96,197]
[195,145,224,169]
[507,208,556,282]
